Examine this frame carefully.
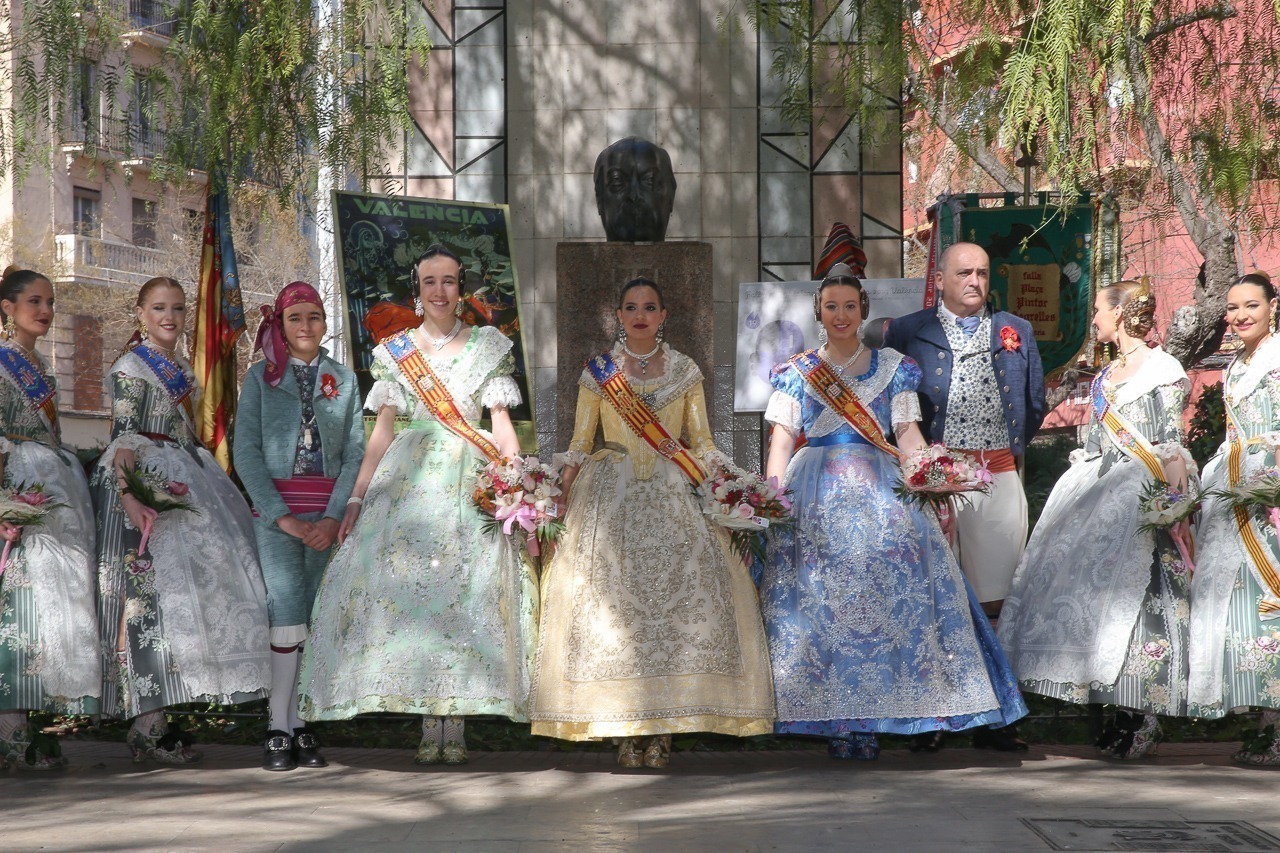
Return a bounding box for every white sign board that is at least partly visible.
[734,278,927,412]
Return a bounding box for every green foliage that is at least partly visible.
[0,0,431,197]
[1187,381,1226,468]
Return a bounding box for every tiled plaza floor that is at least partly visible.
[3,740,1279,852]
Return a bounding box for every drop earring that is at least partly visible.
[616,325,627,345]
[414,296,424,317]
[137,317,149,341]
[656,322,665,344]
[818,326,828,345]
[2,314,13,340]
[454,299,463,318]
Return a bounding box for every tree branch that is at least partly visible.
[1144,2,1237,41]
[909,78,1025,194]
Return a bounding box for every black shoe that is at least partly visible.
[972,726,1029,752]
[908,731,946,753]
[263,730,296,772]
[292,728,328,768]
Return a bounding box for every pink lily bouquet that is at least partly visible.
[894,444,993,512]
[120,466,197,554]
[695,465,794,564]
[0,484,67,575]
[1136,480,1201,575]
[472,456,564,558]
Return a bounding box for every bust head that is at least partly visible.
[594,137,677,242]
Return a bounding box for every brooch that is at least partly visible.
[999,326,1021,352]
[321,373,339,399]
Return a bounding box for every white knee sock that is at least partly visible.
[269,645,302,733]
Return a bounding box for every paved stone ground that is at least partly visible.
[3,740,1280,852]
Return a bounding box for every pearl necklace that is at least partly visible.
[421,318,462,352]
[823,343,866,377]
[623,341,661,374]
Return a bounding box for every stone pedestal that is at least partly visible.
[555,241,715,450]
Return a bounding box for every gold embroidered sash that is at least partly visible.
[384,331,502,464]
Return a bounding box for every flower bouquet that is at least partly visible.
[1216,468,1280,532]
[119,466,197,554]
[0,484,67,575]
[695,465,794,564]
[1136,479,1201,575]
[894,445,993,539]
[472,456,564,558]
[895,444,992,509]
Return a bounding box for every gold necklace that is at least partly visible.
[5,339,38,361]
[1116,342,1144,367]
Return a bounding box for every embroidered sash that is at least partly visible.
[133,344,197,430]
[383,331,502,463]
[1223,396,1280,619]
[1090,368,1166,483]
[0,346,59,442]
[790,350,900,461]
[585,351,707,485]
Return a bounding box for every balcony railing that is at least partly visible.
[63,114,166,160]
[127,0,177,36]
[54,234,180,288]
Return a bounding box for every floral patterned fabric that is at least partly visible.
[938,307,1010,451]
[0,344,100,712]
[93,346,270,719]
[529,345,775,740]
[1191,334,1280,715]
[999,348,1192,714]
[761,348,1027,735]
[298,326,536,721]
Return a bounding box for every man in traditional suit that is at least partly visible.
[885,239,1044,742]
[887,242,1046,615]
[886,242,1046,749]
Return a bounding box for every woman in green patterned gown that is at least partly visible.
[93,277,269,764]
[0,268,100,770]
[1191,272,1280,763]
[298,247,535,767]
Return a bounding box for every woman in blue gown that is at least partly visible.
[760,267,1026,760]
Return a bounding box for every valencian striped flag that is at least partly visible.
[192,187,246,472]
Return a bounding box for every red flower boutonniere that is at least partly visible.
[999,326,1021,352]
[320,373,339,400]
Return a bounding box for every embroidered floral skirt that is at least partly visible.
[999,454,1191,716]
[1190,450,1280,716]
[94,438,269,719]
[0,439,99,713]
[530,449,775,740]
[299,421,536,721]
[761,443,1027,736]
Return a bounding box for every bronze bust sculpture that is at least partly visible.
[593,137,677,242]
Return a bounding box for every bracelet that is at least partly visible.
[347,496,364,506]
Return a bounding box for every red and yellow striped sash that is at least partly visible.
[1225,402,1280,618]
[385,331,502,464]
[790,350,900,461]
[585,352,706,485]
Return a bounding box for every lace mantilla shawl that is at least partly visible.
[764,348,921,439]
[364,325,521,422]
[576,344,702,409]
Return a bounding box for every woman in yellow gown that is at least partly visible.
[529,278,775,768]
